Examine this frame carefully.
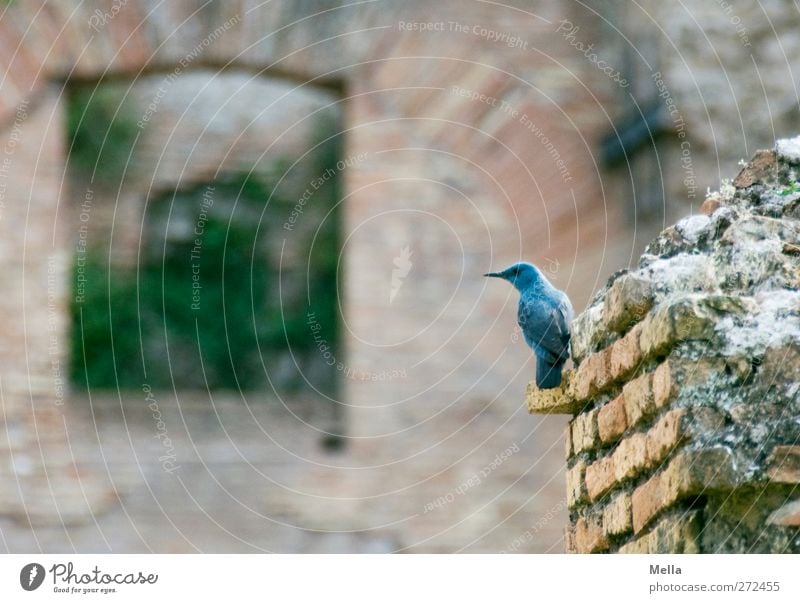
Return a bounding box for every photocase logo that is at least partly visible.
[389,245,413,303]
[20,563,45,591]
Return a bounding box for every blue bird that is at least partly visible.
[485,262,574,389]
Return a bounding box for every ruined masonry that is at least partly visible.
[528,137,800,553]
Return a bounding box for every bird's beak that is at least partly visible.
[484,271,502,278]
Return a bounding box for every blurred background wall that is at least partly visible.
[0,0,797,552]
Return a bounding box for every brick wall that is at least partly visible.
[528,138,800,553]
[0,0,621,548]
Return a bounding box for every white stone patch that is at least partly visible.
[676,214,711,244]
[776,135,800,162]
[637,253,716,298]
[720,179,736,201]
[717,289,800,356]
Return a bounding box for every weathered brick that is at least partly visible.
[699,196,723,216]
[632,448,736,533]
[574,407,720,511]
[570,358,595,402]
[597,393,627,444]
[571,409,599,454]
[646,408,687,466]
[602,492,632,537]
[766,499,800,526]
[585,456,616,501]
[756,344,800,384]
[693,407,725,432]
[733,148,778,188]
[564,524,577,553]
[570,304,604,366]
[766,446,800,484]
[613,432,649,482]
[526,371,581,415]
[603,275,654,333]
[566,460,587,508]
[619,510,701,553]
[617,534,649,553]
[653,358,728,410]
[570,347,613,402]
[638,307,673,359]
[593,346,616,392]
[646,407,724,468]
[609,323,643,381]
[669,297,719,342]
[574,515,609,553]
[564,424,572,459]
[638,298,717,359]
[652,360,675,409]
[631,471,664,535]
[649,510,702,553]
[622,372,655,427]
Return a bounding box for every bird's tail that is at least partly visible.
[535,352,565,389]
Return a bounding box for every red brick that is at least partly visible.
[613,433,649,482]
[597,394,627,444]
[646,408,687,466]
[766,446,800,484]
[733,149,777,188]
[622,372,655,427]
[585,456,616,502]
[574,516,609,553]
[570,347,613,402]
[631,471,664,534]
[652,360,675,409]
[699,196,723,215]
[767,500,800,526]
[609,323,643,381]
[632,448,736,533]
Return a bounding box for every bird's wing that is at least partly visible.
[518,295,572,362]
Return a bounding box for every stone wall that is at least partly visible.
[0,0,621,550]
[529,138,800,553]
[0,89,118,524]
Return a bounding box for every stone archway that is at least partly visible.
[0,1,617,551]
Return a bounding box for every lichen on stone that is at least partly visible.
[560,137,800,554]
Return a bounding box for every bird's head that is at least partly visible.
[484,262,542,292]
